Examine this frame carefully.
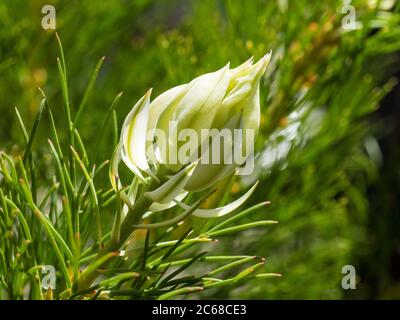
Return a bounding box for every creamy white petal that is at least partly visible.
[147,84,188,165]
[122,89,152,175]
[178,181,259,218]
[148,191,188,212]
[145,162,197,203]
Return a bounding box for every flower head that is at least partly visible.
[111,53,271,217]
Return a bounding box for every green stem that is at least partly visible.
[77,179,158,292]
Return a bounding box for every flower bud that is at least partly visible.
[112,53,271,217]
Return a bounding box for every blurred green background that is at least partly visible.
[1,0,400,299]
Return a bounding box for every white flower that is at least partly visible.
[111,53,271,217]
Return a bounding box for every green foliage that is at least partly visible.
[0,21,277,299]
